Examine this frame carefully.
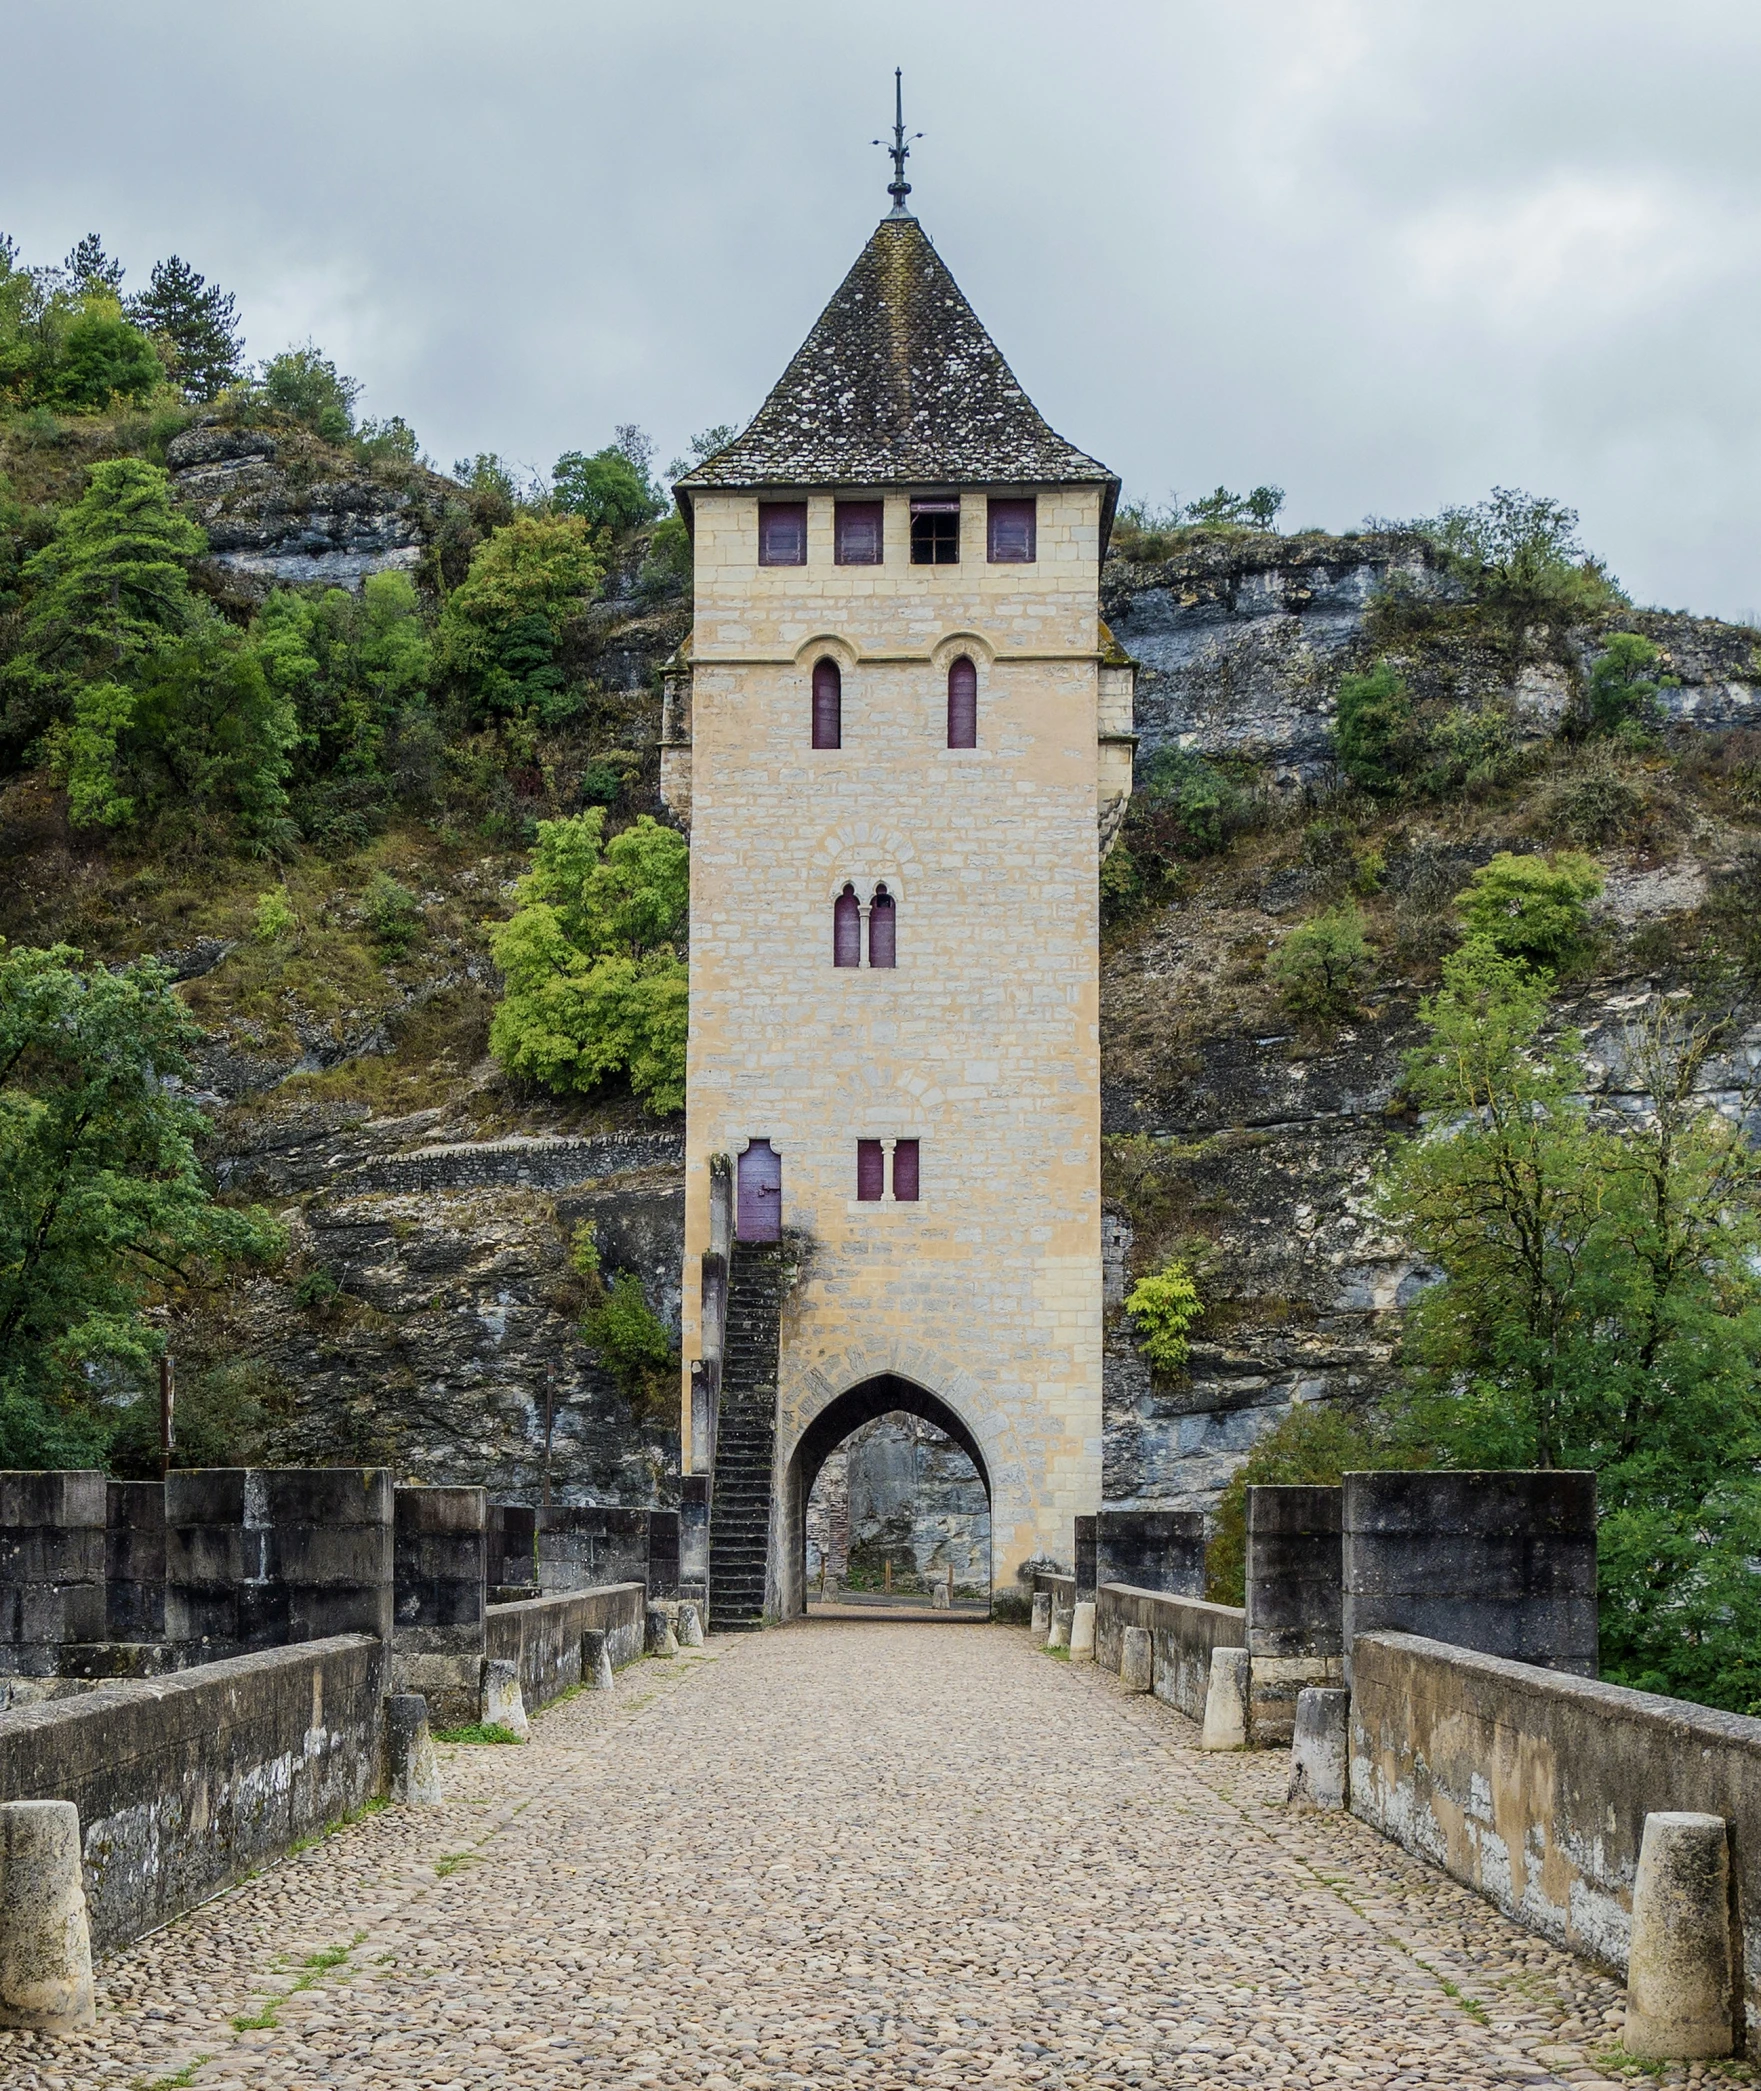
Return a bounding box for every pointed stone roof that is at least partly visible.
[675,218,1117,523]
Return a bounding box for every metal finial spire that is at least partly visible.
[874,67,922,219]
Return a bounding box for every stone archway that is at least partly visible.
[779,1374,993,1618]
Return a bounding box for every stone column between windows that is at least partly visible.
[881,1137,897,1205]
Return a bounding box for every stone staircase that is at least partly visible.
[709,1241,783,1631]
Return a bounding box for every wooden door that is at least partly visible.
[736,1139,782,1242]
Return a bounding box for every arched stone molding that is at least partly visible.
[812,821,920,905]
[791,633,861,674]
[929,629,999,673]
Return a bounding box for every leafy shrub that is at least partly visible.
[1136,745,1244,854]
[1332,663,1416,794]
[1533,752,1649,847]
[488,810,689,1114]
[1587,632,1668,740]
[1268,902,1373,1023]
[354,415,420,470]
[293,1267,341,1308]
[637,513,691,596]
[1098,842,1144,927]
[361,872,421,958]
[45,308,163,411]
[1206,1404,1405,1605]
[436,514,604,721]
[580,1271,678,1417]
[580,758,627,806]
[253,890,298,943]
[1454,851,1602,970]
[1123,1258,1203,1373]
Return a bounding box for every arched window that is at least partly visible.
[947,656,977,749]
[812,658,842,749]
[833,883,861,968]
[868,883,896,969]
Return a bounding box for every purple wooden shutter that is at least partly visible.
[758,502,807,566]
[812,659,841,748]
[947,656,977,749]
[987,497,1036,563]
[856,1140,884,1202]
[867,885,896,968]
[835,501,884,565]
[834,885,861,967]
[892,1138,919,1203]
[736,1140,782,1241]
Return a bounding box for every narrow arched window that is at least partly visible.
[812,658,842,749]
[833,883,861,968]
[947,656,977,749]
[868,883,896,969]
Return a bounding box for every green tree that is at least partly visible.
[1245,484,1285,530]
[0,944,283,1466]
[488,810,689,1114]
[127,254,243,401]
[63,233,125,296]
[1376,948,1761,1708]
[1433,487,1623,625]
[1454,851,1602,970]
[551,446,660,532]
[1333,662,1417,794]
[254,570,434,791]
[1586,632,1668,740]
[1137,745,1242,854]
[1268,902,1373,1023]
[257,342,360,440]
[437,513,604,719]
[45,305,163,411]
[580,1271,678,1419]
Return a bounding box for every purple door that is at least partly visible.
[736,1139,782,1242]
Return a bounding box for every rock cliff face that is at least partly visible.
[167,420,447,598]
[804,1412,990,1598]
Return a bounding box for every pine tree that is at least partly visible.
[129,255,243,402]
[64,232,124,295]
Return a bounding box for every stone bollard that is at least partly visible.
[0,1800,95,2031]
[676,1600,704,1649]
[383,1694,443,1805]
[581,1627,615,1691]
[1069,1600,1096,1661]
[1030,1591,1052,1641]
[1200,1647,1251,1750]
[931,1582,949,1610]
[1286,1687,1349,1808]
[1624,1812,1736,2060]
[1047,1605,1071,1651]
[479,1657,529,1741]
[646,1602,679,1657]
[1120,1625,1153,1693]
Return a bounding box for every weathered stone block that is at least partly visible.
[1200,1647,1250,1749]
[105,1482,165,1642]
[1096,1510,1205,1598]
[1342,1471,1597,1675]
[382,1694,443,1806]
[1120,1625,1153,1693]
[1287,1687,1349,1809]
[0,1799,95,2030]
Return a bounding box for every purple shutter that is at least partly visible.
[856,1140,884,1202]
[758,502,808,566]
[812,658,841,748]
[987,497,1036,563]
[947,656,977,749]
[736,1139,782,1241]
[835,501,884,565]
[833,885,861,967]
[892,1138,919,1203]
[867,886,896,968]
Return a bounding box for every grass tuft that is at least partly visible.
[434,1720,524,1745]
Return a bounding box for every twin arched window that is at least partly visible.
[809,655,979,750]
[833,883,897,969]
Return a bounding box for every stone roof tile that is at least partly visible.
[676,218,1117,511]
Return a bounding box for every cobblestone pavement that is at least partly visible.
[0,1622,1730,2090]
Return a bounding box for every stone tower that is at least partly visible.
[664,194,1133,1624]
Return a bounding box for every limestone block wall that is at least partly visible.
[1094,1584,1247,1723]
[680,484,1112,1594]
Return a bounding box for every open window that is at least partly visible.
[910,496,960,565]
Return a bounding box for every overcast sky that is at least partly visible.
[3,1,1758,617]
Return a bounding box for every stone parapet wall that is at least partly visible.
[1094,1583,1245,1722]
[0,1632,383,1955]
[484,1584,646,1710]
[1350,1631,1761,2042]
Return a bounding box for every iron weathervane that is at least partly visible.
[875,67,922,219]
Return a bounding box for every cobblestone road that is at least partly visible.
[1,1622,1689,2089]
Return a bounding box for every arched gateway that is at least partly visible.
[661,173,1135,1627]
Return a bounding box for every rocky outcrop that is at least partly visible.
[167,420,446,598]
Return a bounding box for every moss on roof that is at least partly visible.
[676,217,1117,516]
